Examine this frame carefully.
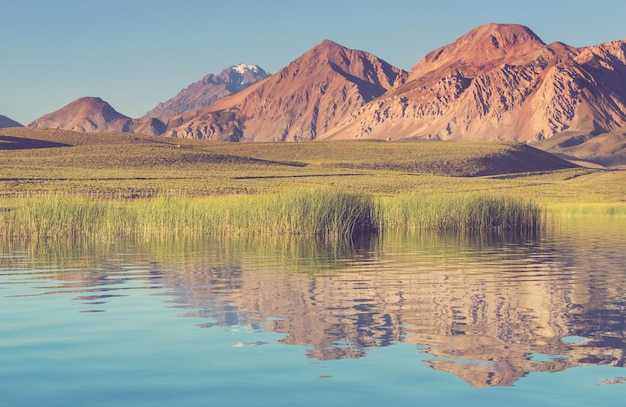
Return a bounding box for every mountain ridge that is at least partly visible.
[155,39,407,141]
[318,24,626,166]
[25,23,626,165]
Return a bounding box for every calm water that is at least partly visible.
[1,218,625,406]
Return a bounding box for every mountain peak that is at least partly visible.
[29,96,132,132]
[144,64,269,118]
[465,23,543,45]
[409,23,546,80]
[298,39,348,61]
[298,39,373,63]
[70,96,125,113]
[232,63,264,74]
[47,97,128,119]
[318,39,341,47]
[219,64,270,87]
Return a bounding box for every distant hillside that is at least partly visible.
[144,64,270,118]
[29,97,133,132]
[0,115,23,128]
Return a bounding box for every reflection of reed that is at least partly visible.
[4,233,379,273]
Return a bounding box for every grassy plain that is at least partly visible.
[1,127,625,239]
[2,127,616,201]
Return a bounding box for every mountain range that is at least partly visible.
[23,23,626,166]
[152,39,406,141]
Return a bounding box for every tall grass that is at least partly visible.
[0,189,545,240]
[0,188,377,240]
[377,193,543,233]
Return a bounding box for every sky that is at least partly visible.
[2,0,626,125]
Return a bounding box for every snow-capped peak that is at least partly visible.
[233,63,260,74]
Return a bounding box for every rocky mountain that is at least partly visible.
[29,97,133,133]
[144,64,270,118]
[0,115,22,128]
[26,24,626,165]
[157,39,407,141]
[321,23,626,147]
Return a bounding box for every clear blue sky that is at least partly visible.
[2,0,625,124]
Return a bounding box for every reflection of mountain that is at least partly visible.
[13,220,626,387]
[137,222,625,387]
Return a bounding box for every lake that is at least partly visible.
[1,217,625,406]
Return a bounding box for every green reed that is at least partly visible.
[0,189,545,240]
[0,188,378,240]
[377,193,543,233]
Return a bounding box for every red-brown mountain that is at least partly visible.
[322,23,626,147]
[144,64,270,118]
[29,97,133,133]
[0,115,22,128]
[27,24,626,165]
[156,39,407,141]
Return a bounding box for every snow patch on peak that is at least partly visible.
[233,63,260,74]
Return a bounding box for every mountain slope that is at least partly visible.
[144,64,270,118]
[159,40,407,141]
[537,126,626,167]
[0,115,23,128]
[322,23,626,148]
[29,97,133,132]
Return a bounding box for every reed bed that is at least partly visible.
[0,188,377,240]
[0,189,545,240]
[377,193,543,233]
